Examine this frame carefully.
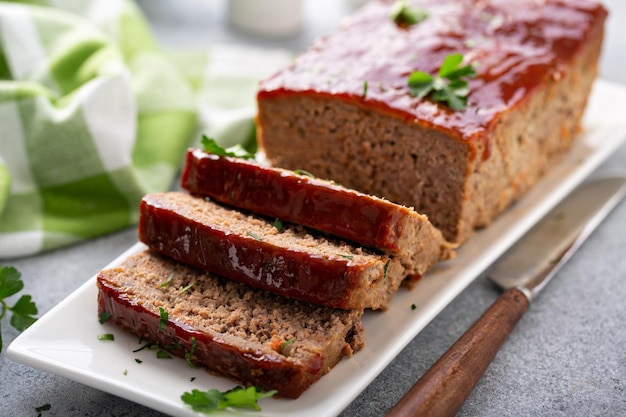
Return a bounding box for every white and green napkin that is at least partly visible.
[0,0,291,258]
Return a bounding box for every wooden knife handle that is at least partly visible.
[386,288,530,417]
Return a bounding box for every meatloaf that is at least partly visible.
[181,148,453,271]
[97,250,364,398]
[256,0,607,244]
[139,192,409,310]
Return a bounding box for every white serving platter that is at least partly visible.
[8,79,626,417]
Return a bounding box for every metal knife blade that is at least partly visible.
[489,175,626,301]
[386,175,626,417]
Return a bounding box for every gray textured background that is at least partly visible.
[2,1,625,416]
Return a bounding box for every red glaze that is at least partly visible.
[181,148,408,254]
[258,0,607,146]
[138,194,378,309]
[97,275,320,398]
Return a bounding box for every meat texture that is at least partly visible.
[97,250,365,399]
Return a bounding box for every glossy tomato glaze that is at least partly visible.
[181,148,407,253]
[97,276,320,398]
[258,0,607,143]
[138,194,376,309]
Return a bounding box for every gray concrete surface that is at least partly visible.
[2,1,625,416]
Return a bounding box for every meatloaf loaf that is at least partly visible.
[97,250,364,398]
[181,148,452,271]
[256,0,607,244]
[139,192,409,310]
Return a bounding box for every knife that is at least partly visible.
[386,175,626,417]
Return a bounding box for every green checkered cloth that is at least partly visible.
[0,0,291,258]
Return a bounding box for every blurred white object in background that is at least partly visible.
[229,0,302,38]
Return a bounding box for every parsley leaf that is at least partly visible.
[293,169,316,178]
[186,337,198,368]
[0,266,22,299]
[9,295,38,331]
[156,350,172,359]
[273,218,283,232]
[35,404,51,413]
[158,307,168,332]
[390,0,428,26]
[181,386,276,413]
[407,53,476,110]
[246,231,263,241]
[159,273,174,288]
[0,265,38,352]
[177,282,197,295]
[201,135,255,160]
[98,312,111,324]
[279,337,296,354]
[98,333,115,341]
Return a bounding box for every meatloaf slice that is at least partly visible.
[180,148,453,272]
[139,192,407,310]
[256,0,607,244]
[97,250,364,399]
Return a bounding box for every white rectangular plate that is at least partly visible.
[8,79,626,417]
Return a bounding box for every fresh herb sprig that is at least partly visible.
[0,265,38,352]
[201,135,255,160]
[407,53,477,110]
[390,0,428,26]
[181,386,276,413]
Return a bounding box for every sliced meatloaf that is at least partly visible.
[97,250,364,399]
[256,0,607,244]
[139,192,408,310]
[181,148,453,272]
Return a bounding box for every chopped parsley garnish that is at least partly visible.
[390,0,428,26]
[293,169,316,178]
[279,337,296,354]
[133,340,156,353]
[186,337,198,368]
[98,333,115,341]
[158,307,168,332]
[135,358,143,364]
[177,282,197,295]
[411,303,417,310]
[181,386,276,413]
[246,231,263,241]
[157,350,172,359]
[201,135,255,160]
[98,312,111,324]
[362,81,369,97]
[159,273,174,287]
[123,369,128,376]
[338,254,354,260]
[407,53,476,110]
[190,377,196,382]
[0,265,38,351]
[273,218,283,232]
[383,259,391,279]
[35,404,51,412]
